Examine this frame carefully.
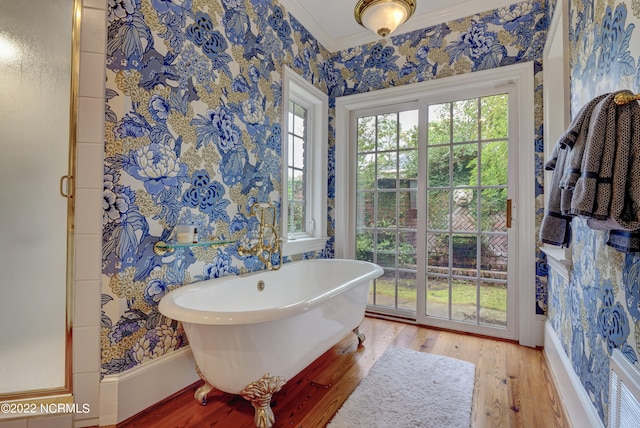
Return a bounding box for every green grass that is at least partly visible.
[374,282,417,303]
[373,278,507,312]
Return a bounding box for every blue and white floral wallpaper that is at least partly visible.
[101,0,332,376]
[547,0,640,423]
[100,0,550,380]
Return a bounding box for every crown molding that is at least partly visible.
[279,0,517,53]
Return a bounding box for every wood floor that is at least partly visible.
[118,317,568,428]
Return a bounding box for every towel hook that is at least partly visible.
[614,93,640,106]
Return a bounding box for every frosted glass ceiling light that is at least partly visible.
[354,0,416,38]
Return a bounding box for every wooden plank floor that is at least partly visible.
[118,317,568,427]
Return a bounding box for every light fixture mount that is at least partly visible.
[354,0,416,38]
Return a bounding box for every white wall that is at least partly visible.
[72,0,106,426]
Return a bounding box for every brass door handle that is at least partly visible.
[60,175,73,198]
[506,199,512,228]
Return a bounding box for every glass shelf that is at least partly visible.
[153,240,235,256]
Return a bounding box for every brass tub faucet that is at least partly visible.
[238,202,282,270]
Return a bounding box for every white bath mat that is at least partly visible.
[327,346,475,428]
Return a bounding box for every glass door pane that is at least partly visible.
[356,109,419,315]
[424,94,510,332]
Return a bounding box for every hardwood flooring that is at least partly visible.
[118,317,568,427]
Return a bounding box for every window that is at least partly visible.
[281,66,328,255]
[287,99,307,235]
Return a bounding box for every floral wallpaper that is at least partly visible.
[547,0,640,423]
[101,0,550,378]
[101,0,332,376]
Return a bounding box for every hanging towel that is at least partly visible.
[592,100,630,219]
[568,93,619,218]
[558,93,610,150]
[540,94,609,246]
[541,92,640,252]
[587,99,640,252]
[557,93,610,215]
[606,230,640,253]
[586,99,634,229]
[539,143,572,246]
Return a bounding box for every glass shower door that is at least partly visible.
[0,0,76,396]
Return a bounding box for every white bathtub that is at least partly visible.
[158,258,383,428]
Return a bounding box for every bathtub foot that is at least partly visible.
[194,365,214,405]
[239,373,287,428]
[353,326,366,346]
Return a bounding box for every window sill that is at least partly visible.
[282,236,328,257]
[540,244,572,281]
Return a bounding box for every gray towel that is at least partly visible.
[586,100,633,229]
[606,230,640,253]
[558,93,610,149]
[558,93,610,215]
[541,93,640,253]
[539,95,608,247]
[569,93,619,218]
[588,100,640,233]
[593,101,631,218]
[539,143,572,246]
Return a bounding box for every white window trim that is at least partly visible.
[281,66,328,256]
[541,0,572,280]
[335,62,540,347]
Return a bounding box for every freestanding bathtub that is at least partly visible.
[158,258,383,428]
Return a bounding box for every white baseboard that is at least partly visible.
[99,346,199,425]
[544,321,604,427]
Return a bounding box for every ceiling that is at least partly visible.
[278,0,516,52]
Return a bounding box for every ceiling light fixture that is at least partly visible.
[354,0,416,38]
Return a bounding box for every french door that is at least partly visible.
[355,102,420,317]
[354,88,518,339]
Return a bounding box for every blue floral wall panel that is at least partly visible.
[547,0,640,422]
[101,0,332,376]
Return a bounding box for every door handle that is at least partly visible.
[60,175,73,199]
[506,199,512,228]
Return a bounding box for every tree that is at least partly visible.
[469,94,509,231]
[354,94,509,264]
